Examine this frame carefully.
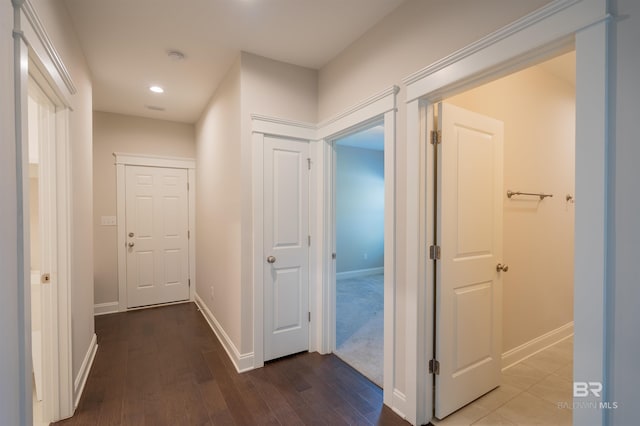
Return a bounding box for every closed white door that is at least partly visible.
[263,136,310,362]
[125,166,190,308]
[435,103,504,419]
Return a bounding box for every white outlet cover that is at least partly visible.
[101,216,117,226]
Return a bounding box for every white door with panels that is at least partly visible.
[125,166,190,308]
[263,136,310,362]
[434,103,505,419]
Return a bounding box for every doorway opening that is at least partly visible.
[333,122,385,387]
[430,50,576,424]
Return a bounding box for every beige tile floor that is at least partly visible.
[431,337,574,426]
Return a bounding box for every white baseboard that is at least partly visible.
[74,333,97,409]
[391,388,408,420]
[94,301,119,316]
[194,293,254,373]
[502,321,574,370]
[336,266,384,280]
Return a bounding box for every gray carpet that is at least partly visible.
[335,273,384,387]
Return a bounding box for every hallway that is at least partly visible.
[55,303,407,425]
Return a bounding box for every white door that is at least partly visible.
[125,166,190,308]
[263,136,310,361]
[435,103,504,419]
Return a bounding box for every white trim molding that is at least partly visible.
[317,86,399,140]
[13,0,76,422]
[195,295,254,373]
[316,85,398,411]
[113,153,196,312]
[93,302,119,316]
[402,1,608,425]
[502,322,574,370]
[20,0,76,95]
[73,333,97,409]
[251,114,316,140]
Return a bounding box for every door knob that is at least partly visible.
[496,263,509,272]
[267,256,276,264]
[129,232,135,237]
[128,242,135,248]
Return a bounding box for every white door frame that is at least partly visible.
[251,116,317,369]
[114,153,197,312]
[317,86,399,409]
[402,0,609,424]
[14,0,75,422]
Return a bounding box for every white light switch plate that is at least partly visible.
[101,216,117,226]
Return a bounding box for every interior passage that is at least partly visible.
[54,303,408,426]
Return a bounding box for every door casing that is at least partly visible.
[403,1,610,424]
[114,153,196,312]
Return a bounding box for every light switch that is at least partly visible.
[101,216,117,226]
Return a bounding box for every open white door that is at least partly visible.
[125,166,190,308]
[434,103,504,419]
[263,136,310,362]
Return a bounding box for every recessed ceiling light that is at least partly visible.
[149,85,164,93]
[146,105,166,111]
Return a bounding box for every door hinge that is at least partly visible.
[332,252,337,260]
[307,158,311,170]
[429,359,440,375]
[308,235,311,247]
[188,230,191,239]
[308,312,311,322]
[429,245,441,260]
[187,182,190,191]
[188,279,191,287]
[430,130,441,145]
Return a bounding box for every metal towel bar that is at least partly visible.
[506,190,553,200]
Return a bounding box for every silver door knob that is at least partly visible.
[267,256,276,264]
[496,263,509,272]
[128,242,135,248]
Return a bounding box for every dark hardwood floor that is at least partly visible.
[55,302,409,426]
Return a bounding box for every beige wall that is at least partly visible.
[92,112,196,305]
[318,0,551,394]
[196,57,243,348]
[447,55,575,353]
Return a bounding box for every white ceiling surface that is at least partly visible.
[63,0,407,124]
[336,124,384,151]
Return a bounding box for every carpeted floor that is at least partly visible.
[335,273,384,387]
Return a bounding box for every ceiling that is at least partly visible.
[63,0,407,124]
[336,124,384,151]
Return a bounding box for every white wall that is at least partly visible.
[196,56,243,349]
[0,0,20,422]
[92,111,196,306]
[609,0,640,422]
[447,57,575,352]
[318,0,551,396]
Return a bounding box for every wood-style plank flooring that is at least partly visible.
[55,302,409,426]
